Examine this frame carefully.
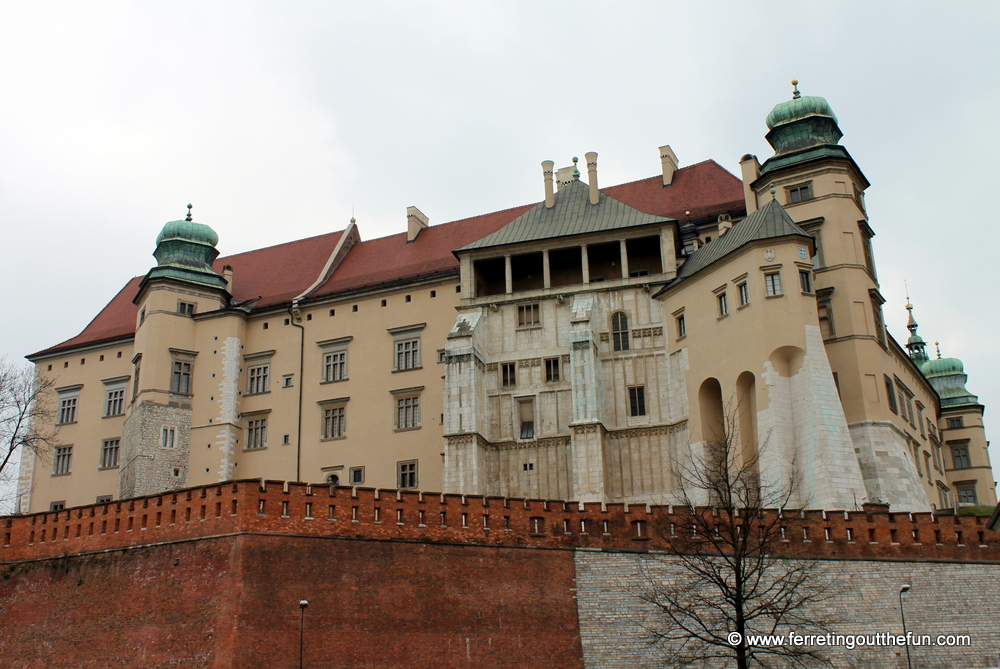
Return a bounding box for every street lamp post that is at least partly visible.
[299,599,309,669]
[899,585,912,669]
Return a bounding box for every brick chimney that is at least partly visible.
[585,152,599,205]
[542,160,555,208]
[659,145,678,186]
[406,206,429,243]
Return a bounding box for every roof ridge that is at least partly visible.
[603,159,741,190]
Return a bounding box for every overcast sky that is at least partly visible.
[2,2,999,481]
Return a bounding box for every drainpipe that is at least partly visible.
[289,300,305,483]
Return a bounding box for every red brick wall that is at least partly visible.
[2,480,997,563]
[0,534,584,669]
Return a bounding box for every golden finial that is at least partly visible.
[791,78,801,100]
[935,341,942,358]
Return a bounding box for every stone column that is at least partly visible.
[504,255,513,294]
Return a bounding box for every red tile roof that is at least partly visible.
[31,161,746,358]
[603,159,745,222]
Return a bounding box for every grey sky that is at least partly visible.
[2,2,998,477]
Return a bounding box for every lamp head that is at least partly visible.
[899,584,911,594]
[299,599,309,609]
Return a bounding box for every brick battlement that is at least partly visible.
[2,479,997,563]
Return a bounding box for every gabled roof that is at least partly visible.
[662,198,809,291]
[458,180,669,252]
[310,204,533,298]
[31,160,747,359]
[601,159,745,221]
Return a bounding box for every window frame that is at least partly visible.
[951,444,971,470]
[611,312,630,351]
[100,438,120,469]
[349,466,365,485]
[628,386,647,417]
[168,349,197,396]
[53,445,73,476]
[764,272,782,297]
[517,303,541,328]
[317,337,351,384]
[245,417,268,451]
[786,182,812,204]
[177,300,196,317]
[544,357,560,383]
[501,363,516,389]
[737,281,750,307]
[391,386,423,432]
[397,460,418,489]
[247,363,270,395]
[319,397,349,441]
[388,324,425,373]
[57,388,80,425]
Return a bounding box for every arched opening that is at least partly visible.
[736,371,759,473]
[768,346,805,378]
[698,378,725,445]
[611,312,630,351]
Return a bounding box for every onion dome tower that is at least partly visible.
[922,343,980,409]
[141,204,228,292]
[759,80,858,180]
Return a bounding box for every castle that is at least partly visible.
[19,82,996,515]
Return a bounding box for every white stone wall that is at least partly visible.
[118,401,191,499]
[757,325,868,510]
[212,336,242,481]
[575,549,1000,669]
[851,421,931,513]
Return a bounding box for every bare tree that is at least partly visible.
[638,404,838,668]
[0,358,58,511]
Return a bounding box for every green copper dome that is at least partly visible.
[763,81,844,159]
[142,205,228,293]
[766,94,839,130]
[156,218,219,248]
[922,356,964,377]
[921,346,979,408]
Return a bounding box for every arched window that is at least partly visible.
[611,312,630,351]
[326,473,340,486]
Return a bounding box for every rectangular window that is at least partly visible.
[501,363,516,389]
[676,315,686,338]
[246,419,267,450]
[50,501,66,511]
[947,417,964,430]
[764,272,782,297]
[247,364,270,394]
[799,270,813,293]
[323,351,347,382]
[177,301,196,316]
[957,485,978,506]
[58,396,78,424]
[395,339,420,370]
[738,282,749,306]
[96,495,113,504]
[350,466,365,485]
[787,184,811,203]
[53,446,72,476]
[398,460,418,489]
[517,303,540,327]
[544,357,560,383]
[323,406,346,439]
[104,388,125,417]
[629,387,646,417]
[518,400,535,440]
[396,396,420,430]
[717,293,728,316]
[100,438,120,469]
[952,446,970,469]
[171,361,192,394]
[884,375,897,414]
[161,427,176,449]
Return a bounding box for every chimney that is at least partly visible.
[739,154,761,214]
[585,152,599,205]
[717,214,733,235]
[222,265,233,293]
[406,206,429,243]
[555,157,580,190]
[659,145,679,186]
[542,160,555,208]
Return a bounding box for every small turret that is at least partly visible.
[904,293,929,366]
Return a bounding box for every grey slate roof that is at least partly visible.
[663,198,810,289]
[459,179,671,251]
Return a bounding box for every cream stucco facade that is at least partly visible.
[20,86,996,515]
